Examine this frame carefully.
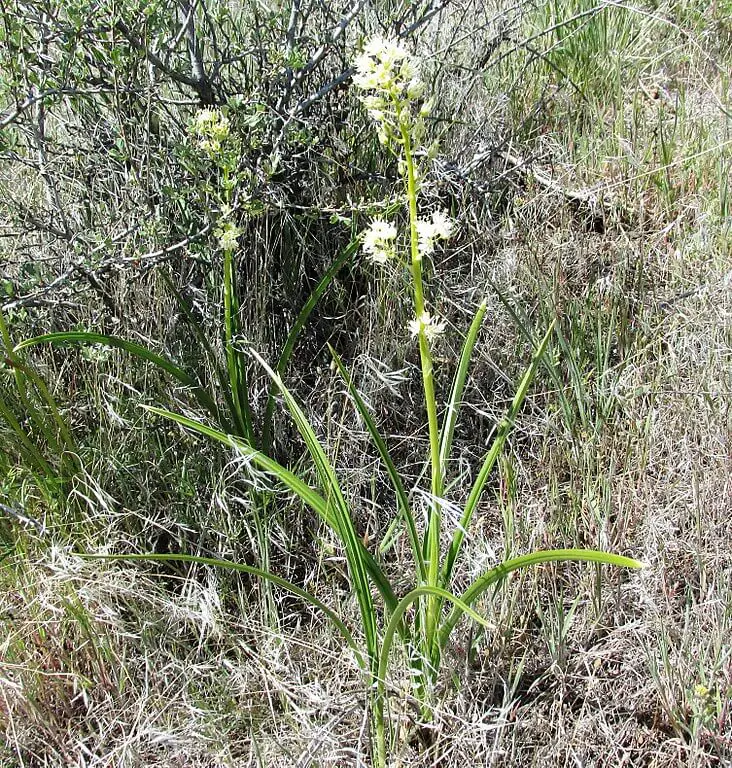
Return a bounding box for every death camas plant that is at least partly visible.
[41,39,641,765]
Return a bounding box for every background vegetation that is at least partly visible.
[1,0,730,765]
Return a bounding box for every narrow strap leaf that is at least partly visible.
[439,549,644,646]
[0,391,55,477]
[146,406,335,523]
[16,332,221,423]
[223,248,254,441]
[249,349,386,664]
[158,270,235,434]
[374,584,495,767]
[438,299,487,478]
[147,404,398,622]
[442,320,556,584]
[262,240,358,452]
[330,345,426,584]
[78,551,366,671]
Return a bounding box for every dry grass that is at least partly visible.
[1,0,731,765]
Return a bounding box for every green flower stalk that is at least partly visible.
[350,37,642,763]
[189,107,254,442]
[353,34,452,685]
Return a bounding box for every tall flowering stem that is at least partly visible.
[346,36,640,767]
[68,45,643,768]
[401,123,444,662]
[354,36,451,699]
[191,110,254,443]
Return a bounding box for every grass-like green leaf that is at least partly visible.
[16,332,220,422]
[1,310,77,478]
[158,270,236,434]
[222,249,254,442]
[373,583,495,768]
[145,405,397,618]
[439,299,487,478]
[0,391,54,476]
[329,344,426,584]
[249,349,388,669]
[77,551,366,671]
[439,548,645,646]
[262,240,358,452]
[442,320,556,584]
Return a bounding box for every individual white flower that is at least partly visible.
[419,97,435,117]
[363,36,410,68]
[353,54,381,91]
[216,220,243,251]
[416,218,436,258]
[399,57,417,82]
[362,94,387,123]
[362,218,398,264]
[376,124,394,146]
[199,138,221,155]
[353,37,411,93]
[406,79,425,101]
[408,311,446,340]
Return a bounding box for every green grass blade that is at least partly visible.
[262,240,357,452]
[489,281,577,434]
[439,548,644,646]
[2,354,78,459]
[442,320,556,585]
[439,299,487,478]
[0,390,55,476]
[2,313,64,457]
[1,310,76,468]
[223,249,254,442]
[16,332,221,423]
[3,362,62,457]
[379,584,494,686]
[330,344,426,584]
[146,406,334,521]
[79,551,365,671]
[250,348,395,668]
[145,405,395,617]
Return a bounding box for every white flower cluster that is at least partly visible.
[353,37,421,96]
[189,108,231,156]
[361,210,454,266]
[408,311,446,341]
[215,219,243,252]
[362,218,398,264]
[415,210,454,260]
[352,37,431,146]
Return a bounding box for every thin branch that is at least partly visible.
[399,0,450,37]
[498,151,609,207]
[180,0,217,104]
[277,0,366,114]
[1,225,211,312]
